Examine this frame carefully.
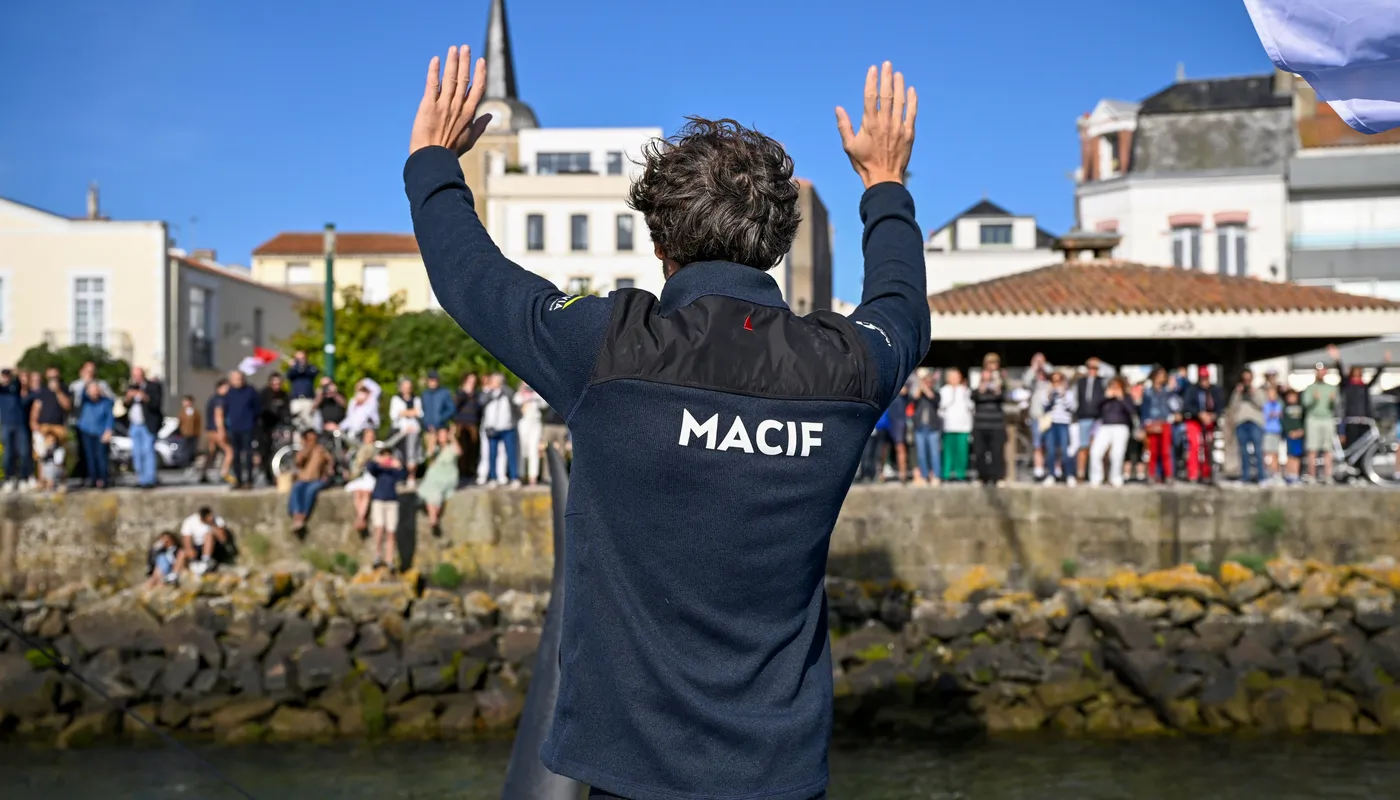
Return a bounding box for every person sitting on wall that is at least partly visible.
[179,505,234,574]
[288,428,335,535]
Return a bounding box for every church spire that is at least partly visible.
[484,0,518,100]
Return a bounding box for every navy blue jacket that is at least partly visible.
[406,146,928,800]
[286,361,319,399]
[1182,383,1225,421]
[222,385,262,433]
[366,461,406,501]
[0,379,24,427]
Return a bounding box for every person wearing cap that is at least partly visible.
[1301,360,1340,483]
[419,370,456,460]
[1181,366,1224,483]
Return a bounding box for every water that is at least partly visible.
[3,737,1399,799]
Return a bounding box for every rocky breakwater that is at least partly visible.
[9,557,1400,747]
[828,557,1400,737]
[0,564,548,747]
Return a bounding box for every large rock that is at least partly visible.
[210,698,278,731]
[1089,603,1156,651]
[55,709,119,748]
[322,617,357,651]
[409,589,465,625]
[354,623,390,655]
[267,706,335,741]
[438,695,479,737]
[356,651,401,688]
[410,664,455,694]
[296,645,353,693]
[67,597,159,654]
[342,583,414,623]
[476,685,524,730]
[160,644,201,695]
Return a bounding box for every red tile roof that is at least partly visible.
[252,232,419,256]
[928,260,1400,315]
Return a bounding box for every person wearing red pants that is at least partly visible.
[1180,366,1224,483]
[1140,366,1179,483]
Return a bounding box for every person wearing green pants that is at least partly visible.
[938,367,972,481]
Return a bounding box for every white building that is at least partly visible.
[1287,97,1400,371]
[923,199,1057,293]
[484,126,666,296]
[1075,71,1296,282]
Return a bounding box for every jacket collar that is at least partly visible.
[657,261,788,315]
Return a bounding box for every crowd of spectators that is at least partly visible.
[856,345,1395,488]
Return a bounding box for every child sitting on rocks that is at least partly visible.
[145,532,184,588]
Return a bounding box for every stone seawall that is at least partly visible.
[4,485,1400,594]
[6,556,1400,746]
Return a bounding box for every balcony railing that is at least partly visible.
[1292,230,1400,250]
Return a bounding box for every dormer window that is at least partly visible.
[979,223,1012,245]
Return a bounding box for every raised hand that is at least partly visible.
[409,45,493,156]
[835,62,917,188]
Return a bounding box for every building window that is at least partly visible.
[362,264,389,304]
[73,276,106,348]
[1217,224,1247,277]
[285,262,313,284]
[526,214,545,251]
[189,286,215,369]
[606,151,624,176]
[566,277,592,296]
[615,278,635,290]
[253,308,264,347]
[536,152,591,175]
[616,214,635,252]
[570,214,589,252]
[1171,225,1202,269]
[979,223,1012,245]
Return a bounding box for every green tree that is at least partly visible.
[17,343,129,388]
[279,287,405,391]
[278,287,508,396]
[380,310,508,389]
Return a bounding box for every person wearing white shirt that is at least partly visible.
[388,378,424,489]
[937,368,974,481]
[179,506,229,573]
[513,384,545,485]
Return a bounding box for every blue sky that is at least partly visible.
[1,0,1274,302]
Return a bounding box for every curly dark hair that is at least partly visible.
[627,117,801,271]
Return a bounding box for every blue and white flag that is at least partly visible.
[1244,0,1400,133]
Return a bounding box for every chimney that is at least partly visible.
[1175,62,1186,83]
[86,182,100,220]
[1054,230,1122,262]
[191,248,218,262]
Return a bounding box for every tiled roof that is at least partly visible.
[927,261,1400,315]
[1299,102,1400,148]
[252,232,419,256]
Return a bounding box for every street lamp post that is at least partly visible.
[323,223,336,378]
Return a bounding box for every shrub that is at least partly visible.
[430,562,463,590]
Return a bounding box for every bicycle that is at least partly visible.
[1328,416,1394,486]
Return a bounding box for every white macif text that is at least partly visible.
[678,409,822,456]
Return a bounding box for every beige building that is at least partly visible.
[249,232,437,309]
[0,189,303,402]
